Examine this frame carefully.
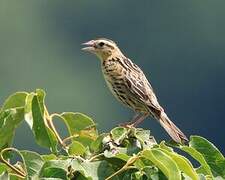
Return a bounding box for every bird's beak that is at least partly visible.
[81,40,96,52]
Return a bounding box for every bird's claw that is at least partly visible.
[118,122,135,128]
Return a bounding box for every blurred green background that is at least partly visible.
[0,0,224,153]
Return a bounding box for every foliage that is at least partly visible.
[0,89,224,180]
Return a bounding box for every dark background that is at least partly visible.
[0,0,224,154]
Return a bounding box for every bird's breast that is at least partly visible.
[101,59,149,113]
[101,59,127,97]
[102,59,126,82]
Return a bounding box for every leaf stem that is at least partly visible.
[88,153,104,162]
[62,134,79,145]
[45,108,66,148]
[0,148,26,178]
[105,155,139,180]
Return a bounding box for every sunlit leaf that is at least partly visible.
[24,89,58,152]
[41,160,70,171]
[31,94,58,152]
[142,166,159,180]
[24,93,35,128]
[39,159,71,179]
[68,141,86,156]
[40,167,68,179]
[159,143,198,180]
[0,92,26,149]
[2,92,28,110]
[133,128,156,149]
[180,146,213,177]
[20,150,44,177]
[71,159,116,180]
[142,149,181,180]
[0,108,24,149]
[0,163,8,174]
[0,90,225,180]
[189,136,225,178]
[90,133,107,153]
[111,127,128,145]
[41,154,57,161]
[57,112,98,147]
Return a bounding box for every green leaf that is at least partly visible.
[159,141,173,152]
[24,93,35,128]
[90,133,107,153]
[180,146,213,177]
[58,112,98,147]
[0,171,9,179]
[41,154,57,161]
[1,90,225,180]
[159,143,198,180]
[142,149,181,180]
[41,160,70,170]
[39,159,71,179]
[1,148,44,179]
[20,150,44,177]
[102,131,141,158]
[131,171,143,179]
[105,153,130,169]
[142,166,159,180]
[0,163,8,174]
[189,136,225,177]
[32,96,57,152]
[26,90,58,152]
[1,92,27,148]
[118,169,139,180]
[40,167,68,179]
[72,159,116,180]
[0,108,24,149]
[133,128,156,149]
[110,127,128,145]
[114,153,130,161]
[2,92,28,110]
[9,174,24,180]
[68,141,86,156]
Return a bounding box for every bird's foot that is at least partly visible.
[118,113,141,128]
[118,121,135,128]
[118,113,149,128]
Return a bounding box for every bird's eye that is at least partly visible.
[99,42,105,47]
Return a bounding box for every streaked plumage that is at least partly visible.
[82,38,188,143]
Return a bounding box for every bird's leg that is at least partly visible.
[119,113,142,127]
[132,113,149,127]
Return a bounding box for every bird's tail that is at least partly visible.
[158,112,188,143]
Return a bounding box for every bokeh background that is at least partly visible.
[0,0,224,154]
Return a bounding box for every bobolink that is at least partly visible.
[82,38,188,143]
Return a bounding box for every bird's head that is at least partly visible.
[82,38,123,60]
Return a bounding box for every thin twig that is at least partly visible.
[47,115,66,147]
[0,148,26,178]
[105,155,139,180]
[7,172,25,179]
[44,108,66,148]
[62,134,79,145]
[88,153,104,162]
[68,155,86,162]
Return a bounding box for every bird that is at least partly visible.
[82,38,188,143]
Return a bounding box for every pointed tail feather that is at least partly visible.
[158,112,188,143]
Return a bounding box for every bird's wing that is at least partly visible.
[123,58,162,111]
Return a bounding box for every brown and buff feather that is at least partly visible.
[82,38,188,143]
